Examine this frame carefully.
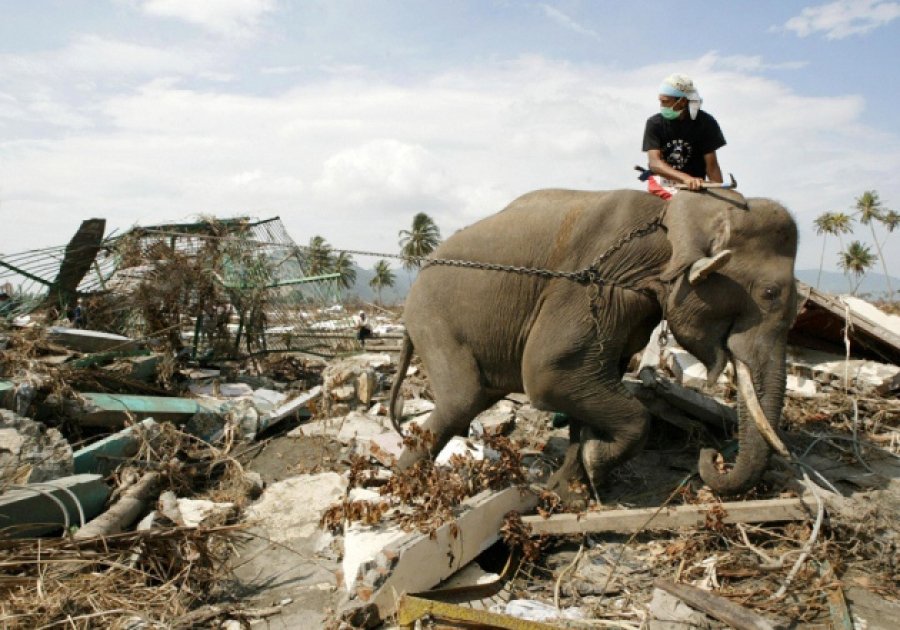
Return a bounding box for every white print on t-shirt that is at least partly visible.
[664,138,692,171]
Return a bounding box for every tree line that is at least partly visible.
[814,190,898,298]
[302,212,442,304]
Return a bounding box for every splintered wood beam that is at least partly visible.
[521,497,814,536]
[655,579,783,630]
[340,486,539,628]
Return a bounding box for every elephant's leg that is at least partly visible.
[577,391,651,493]
[535,381,650,506]
[397,337,502,468]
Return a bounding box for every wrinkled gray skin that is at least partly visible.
[390,189,798,503]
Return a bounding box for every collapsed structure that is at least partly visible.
[0,216,361,360]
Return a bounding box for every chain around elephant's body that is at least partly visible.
[400,214,667,291]
[338,214,666,335]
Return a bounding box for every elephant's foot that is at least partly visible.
[544,443,591,511]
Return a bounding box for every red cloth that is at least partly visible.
[647,175,673,200]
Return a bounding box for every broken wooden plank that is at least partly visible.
[820,560,854,630]
[0,474,110,537]
[341,486,539,628]
[43,218,106,308]
[48,327,139,354]
[255,385,320,436]
[655,579,782,630]
[634,369,737,428]
[75,393,203,428]
[521,497,813,536]
[397,594,558,629]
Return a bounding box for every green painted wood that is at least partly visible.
[73,418,159,475]
[0,474,110,537]
[78,393,200,428]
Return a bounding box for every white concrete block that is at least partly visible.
[786,374,819,397]
[245,472,347,543]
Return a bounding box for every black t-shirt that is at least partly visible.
[642,110,726,178]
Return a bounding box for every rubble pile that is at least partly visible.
[0,256,898,628]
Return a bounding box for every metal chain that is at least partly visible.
[335,215,665,293]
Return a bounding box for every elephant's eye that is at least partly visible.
[762,285,780,301]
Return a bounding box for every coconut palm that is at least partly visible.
[854,190,893,298]
[881,209,900,233]
[332,251,357,291]
[839,240,877,295]
[815,212,855,291]
[305,235,333,276]
[398,213,442,271]
[369,259,396,305]
[813,213,835,289]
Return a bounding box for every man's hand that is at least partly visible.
[681,175,704,191]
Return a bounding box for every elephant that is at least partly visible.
[389,188,798,504]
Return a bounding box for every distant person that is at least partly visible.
[70,299,87,329]
[642,73,726,199]
[355,311,373,349]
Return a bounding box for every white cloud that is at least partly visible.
[0,34,203,79]
[138,0,276,38]
[713,54,808,72]
[1,53,898,277]
[0,35,212,131]
[780,0,900,39]
[539,4,602,42]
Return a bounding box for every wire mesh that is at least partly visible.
[1,216,363,359]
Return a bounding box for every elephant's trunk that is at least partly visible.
[698,357,787,495]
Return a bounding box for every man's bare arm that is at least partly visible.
[704,152,723,183]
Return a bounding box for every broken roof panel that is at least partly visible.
[791,281,900,365]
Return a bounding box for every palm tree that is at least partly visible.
[369,260,396,305]
[813,213,834,289]
[306,235,332,276]
[398,213,442,271]
[332,251,357,291]
[816,212,854,292]
[839,240,877,295]
[881,209,900,233]
[854,190,893,298]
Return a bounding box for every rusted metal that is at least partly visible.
[397,594,559,630]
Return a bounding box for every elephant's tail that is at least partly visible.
[389,332,414,434]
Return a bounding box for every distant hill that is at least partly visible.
[346,263,415,305]
[795,269,900,299]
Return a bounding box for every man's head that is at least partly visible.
[658,73,702,120]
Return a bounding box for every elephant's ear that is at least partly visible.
[661,195,732,284]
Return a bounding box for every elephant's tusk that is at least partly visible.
[735,360,790,458]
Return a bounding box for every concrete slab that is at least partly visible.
[787,346,900,393]
[1,410,73,484]
[47,327,138,353]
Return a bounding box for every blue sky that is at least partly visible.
[2,0,899,277]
